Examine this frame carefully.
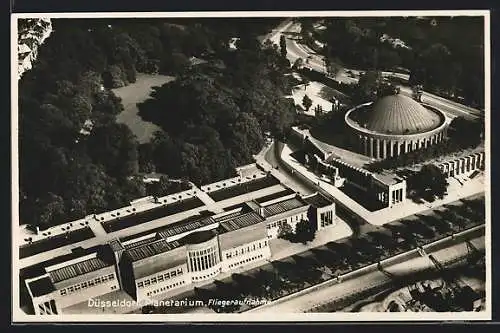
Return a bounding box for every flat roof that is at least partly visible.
[157,216,216,239]
[255,188,295,204]
[123,236,159,250]
[20,245,105,281]
[28,276,55,297]
[373,172,402,186]
[216,211,265,233]
[20,227,95,259]
[263,197,307,217]
[181,230,217,245]
[208,175,280,202]
[126,239,182,262]
[101,197,204,233]
[303,193,333,208]
[48,257,111,284]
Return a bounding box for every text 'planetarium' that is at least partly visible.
[345,94,448,159]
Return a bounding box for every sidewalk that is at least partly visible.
[191,184,221,212]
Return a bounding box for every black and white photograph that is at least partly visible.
[11,10,490,322]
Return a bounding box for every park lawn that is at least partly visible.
[113,73,175,144]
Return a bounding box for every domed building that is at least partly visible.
[345,94,448,159]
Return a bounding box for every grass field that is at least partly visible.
[113,73,175,143]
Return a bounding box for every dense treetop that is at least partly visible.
[18,17,294,228]
[302,17,484,108]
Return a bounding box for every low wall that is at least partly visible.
[246,223,485,312]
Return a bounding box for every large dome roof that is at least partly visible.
[353,94,442,135]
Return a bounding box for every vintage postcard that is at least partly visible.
[11,10,491,322]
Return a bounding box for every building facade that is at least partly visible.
[25,252,119,315]
[345,95,448,159]
[24,192,336,314]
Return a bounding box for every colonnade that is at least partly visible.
[359,131,445,159]
[376,185,406,207]
[438,152,485,177]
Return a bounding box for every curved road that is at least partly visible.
[277,22,483,121]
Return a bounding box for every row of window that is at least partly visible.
[137,268,183,289]
[60,274,115,296]
[146,280,186,297]
[189,251,218,272]
[225,240,267,259]
[266,219,288,230]
[320,210,334,228]
[266,213,305,230]
[193,269,219,281]
[190,247,216,257]
[228,254,264,269]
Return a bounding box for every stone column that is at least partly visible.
[396,142,401,156]
[363,136,368,155]
[389,140,394,157]
[376,139,380,159]
[382,140,387,159]
[369,137,374,158]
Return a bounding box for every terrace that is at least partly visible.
[117,213,213,244]
[157,216,216,239]
[20,227,95,259]
[255,188,296,204]
[215,211,266,234]
[262,196,307,217]
[101,197,204,233]
[48,257,110,283]
[303,193,333,208]
[208,175,280,202]
[127,239,183,262]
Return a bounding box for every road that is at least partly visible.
[247,226,485,313]
[260,142,313,195]
[276,22,482,121]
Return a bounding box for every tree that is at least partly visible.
[279,35,287,59]
[448,116,482,148]
[103,64,128,88]
[149,176,191,198]
[302,94,313,111]
[277,222,293,240]
[28,193,66,230]
[86,123,139,178]
[138,142,156,173]
[352,70,384,103]
[293,58,304,70]
[294,219,317,244]
[324,57,342,77]
[408,164,449,200]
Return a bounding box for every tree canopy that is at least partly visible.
[318,17,484,108]
[407,164,449,201]
[19,17,295,228]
